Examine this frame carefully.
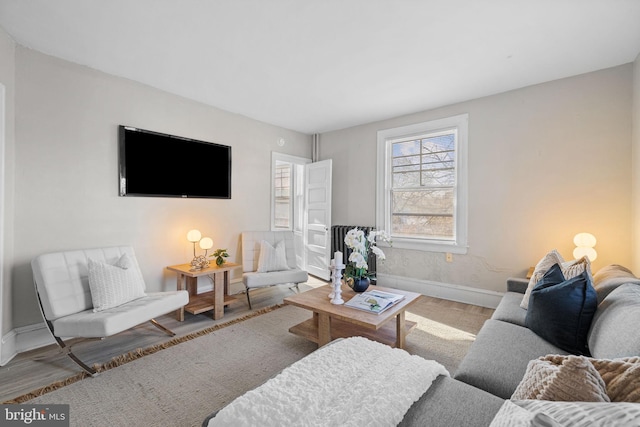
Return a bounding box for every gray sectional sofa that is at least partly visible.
[399,274,640,426]
[205,268,640,426]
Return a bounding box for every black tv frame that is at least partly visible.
[118,125,232,199]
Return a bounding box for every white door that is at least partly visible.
[304,159,332,280]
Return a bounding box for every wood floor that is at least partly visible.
[0,278,493,403]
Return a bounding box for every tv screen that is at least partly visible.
[118,126,231,199]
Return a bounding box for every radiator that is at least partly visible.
[331,225,377,283]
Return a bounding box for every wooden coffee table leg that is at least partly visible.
[318,313,331,346]
[396,310,406,349]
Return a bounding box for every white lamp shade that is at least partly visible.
[573,246,597,262]
[199,237,213,250]
[187,229,202,243]
[573,232,596,248]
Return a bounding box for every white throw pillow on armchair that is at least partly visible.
[88,253,146,312]
[257,240,289,273]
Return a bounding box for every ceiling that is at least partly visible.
[1,1,639,134]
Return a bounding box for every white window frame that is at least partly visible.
[273,161,292,230]
[376,113,468,254]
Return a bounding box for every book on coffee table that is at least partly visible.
[345,289,405,314]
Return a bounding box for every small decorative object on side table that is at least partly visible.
[191,255,210,270]
[211,248,229,266]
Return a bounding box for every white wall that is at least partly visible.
[633,53,640,274]
[10,47,311,329]
[0,27,15,340]
[321,65,634,293]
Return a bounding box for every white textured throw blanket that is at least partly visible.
[209,336,449,427]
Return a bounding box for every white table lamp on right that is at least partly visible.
[573,232,597,261]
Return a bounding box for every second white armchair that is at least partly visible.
[241,231,308,309]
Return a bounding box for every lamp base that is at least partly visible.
[190,255,209,271]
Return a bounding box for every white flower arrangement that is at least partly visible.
[343,227,391,280]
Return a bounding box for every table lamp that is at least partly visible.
[187,229,202,258]
[573,232,597,261]
[199,237,213,257]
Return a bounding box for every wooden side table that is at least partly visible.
[166,262,241,321]
[526,266,534,279]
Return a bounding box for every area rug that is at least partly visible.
[12,298,491,427]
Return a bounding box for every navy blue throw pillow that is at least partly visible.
[525,263,597,355]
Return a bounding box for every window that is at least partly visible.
[376,114,468,253]
[271,152,310,232]
[273,162,292,229]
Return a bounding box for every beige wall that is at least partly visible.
[0,27,16,338]
[321,65,634,293]
[10,47,311,329]
[633,53,640,274]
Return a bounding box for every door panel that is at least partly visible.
[304,159,332,280]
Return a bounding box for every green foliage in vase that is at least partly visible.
[211,248,229,266]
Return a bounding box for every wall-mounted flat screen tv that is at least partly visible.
[118,125,231,199]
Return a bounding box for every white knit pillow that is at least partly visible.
[520,250,564,309]
[257,240,289,273]
[88,253,146,312]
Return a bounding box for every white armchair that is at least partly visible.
[241,231,308,309]
[31,246,188,376]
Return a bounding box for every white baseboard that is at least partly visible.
[0,329,17,366]
[376,273,503,309]
[228,280,245,295]
[1,322,54,366]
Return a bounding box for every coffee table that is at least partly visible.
[283,284,420,349]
